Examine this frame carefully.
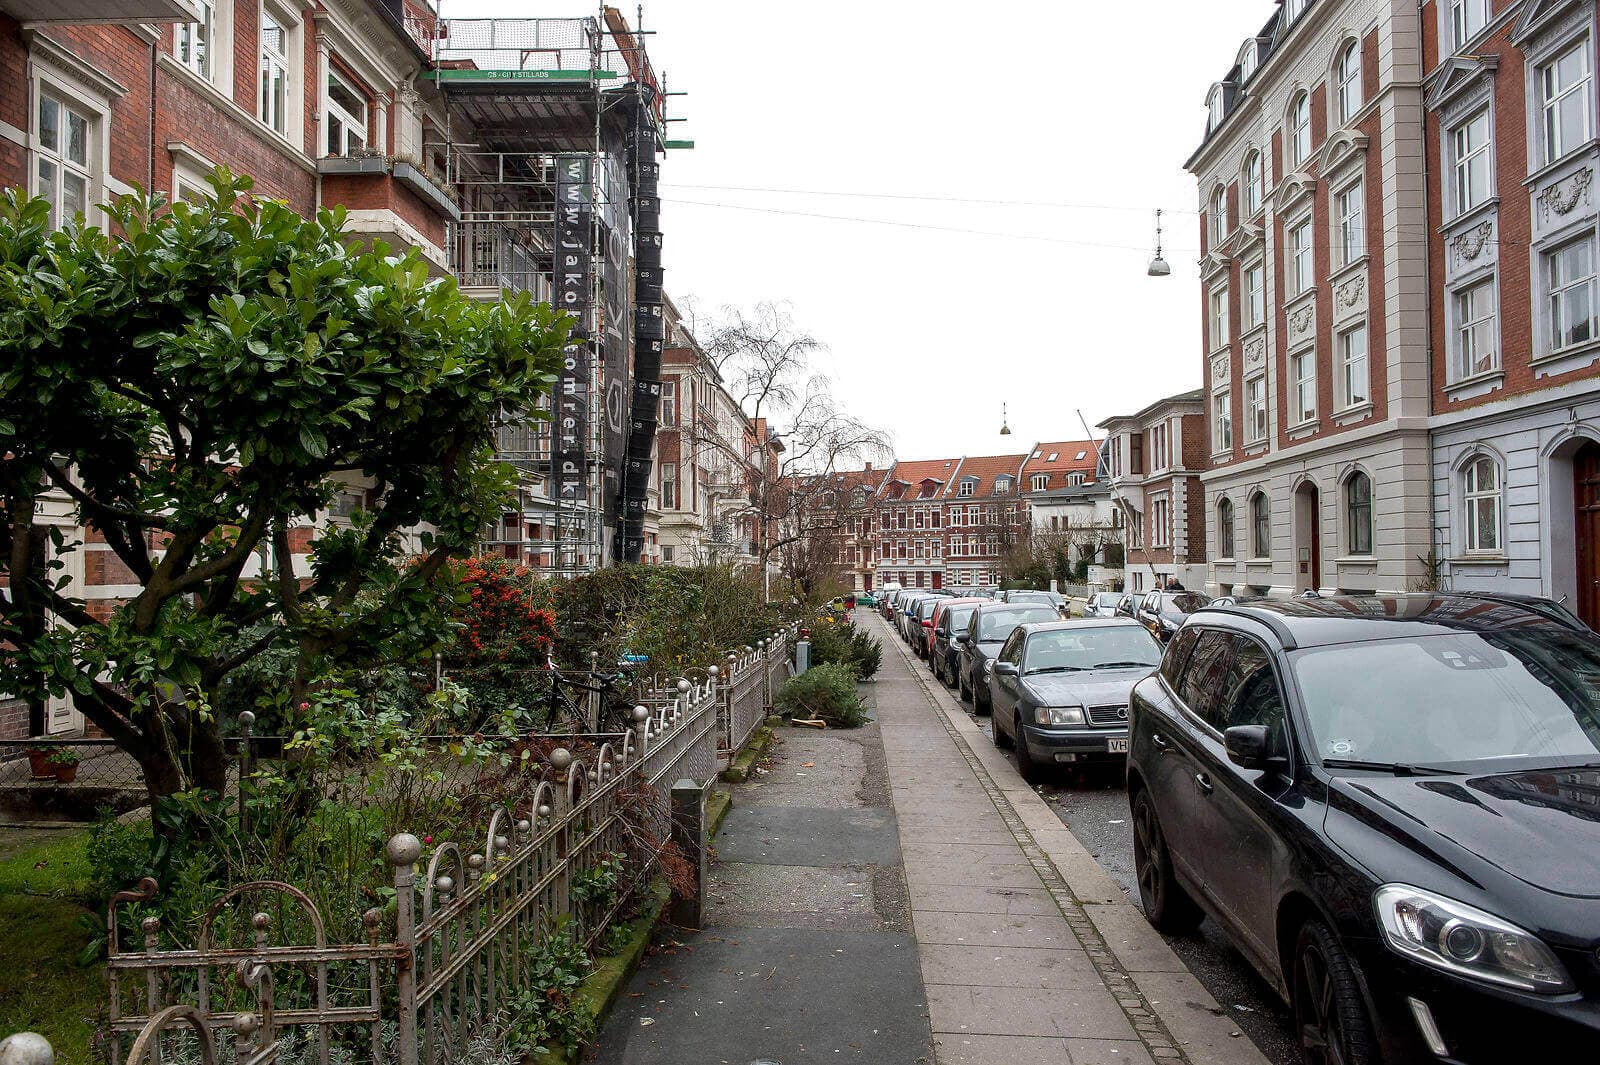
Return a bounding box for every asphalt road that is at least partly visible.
[964,702,1300,1065]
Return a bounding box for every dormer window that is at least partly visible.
[1284,0,1305,23]
[1238,39,1258,81]
[1068,473,1086,487]
[957,477,977,498]
[1207,86,1226,132]
[995,476,1014,495]
[1030,474,1049,492]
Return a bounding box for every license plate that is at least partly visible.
[1106,737,1130,754]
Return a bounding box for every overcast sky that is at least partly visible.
[459,0,1269,459]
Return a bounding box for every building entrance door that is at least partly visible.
[1577,442,1600,631]
[1294,482,1321,593]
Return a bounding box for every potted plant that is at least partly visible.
[25,746,53,780]
[47,748,81,784]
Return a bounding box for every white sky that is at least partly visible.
[455,0,1270,458]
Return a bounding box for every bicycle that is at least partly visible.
[540,655,642,734]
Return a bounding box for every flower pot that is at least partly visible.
[27,750,53,780]
[52,763,78,784]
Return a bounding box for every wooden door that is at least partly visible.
[1577,442,1600,631]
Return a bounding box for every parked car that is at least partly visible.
[1002,589,1070,617]
[956,602,1060,714]
[988,619,1163,782]
[1127,593,1600,1064]
[928,598,986,685]
[1082,591,1123,619]
[1114,592,1139,618]
[912,593,958,657]
[902,592,947,642]
[857,591,879,608]
[1135,590,1212,642]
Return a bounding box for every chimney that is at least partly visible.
[864,462,873,473]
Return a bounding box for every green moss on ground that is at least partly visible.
[0,830,100,1063]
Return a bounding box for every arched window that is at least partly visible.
[1218,498,1236,558]
[1238,40,1258,81]
[1336,40,1363,124]
[1285,0,1305,22]
[1207,86,1225,132]
[1251,492,1271,558]
[1242,149,1263,216]
[1210,186,1228,243]
[1345,471,1373,555]
[1288,91,1311,166]
[1463,455,1502,553]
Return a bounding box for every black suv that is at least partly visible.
[1127,594,1600,1064]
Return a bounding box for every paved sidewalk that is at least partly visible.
[595,613,1268,1065]
[875,614,1269,1065]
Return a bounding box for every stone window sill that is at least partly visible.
[1333,401,1374,425]
[1443,369,1505,402]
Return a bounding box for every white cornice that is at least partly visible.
[25,30,129,101]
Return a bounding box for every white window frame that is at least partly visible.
[1030,473,1048,492]
[1339,322,1370,409]
[1217,497,1236,559]
[28,54,115,233]
[1539,39,1593,166]
[1453,278,1499,380]
[1211,186,1228,243]
[175,0,217,79]
[1290,216,1313,295]
[325,66,368,158]
[1208,87,1225,133]
[957,478,976,498]
[1243,260,1265,330]
[1245,375,1268,443]
[1462,454,1503,554]
[1212,389,1232,453]
[1336,179,1365,265]
[1450,109,1492,218]
[1209,283,1230,350]
[1336,40,1362,124]
[660,462,678,510]
[1450,0,1489,49]
[1545,234,1598,353]
[1151,495,1171,549]
[32,87,94,230]
[1289,92,1311,166]
[660,380,676,426]
[1243,149,1263,216]
[258,2,301,141]
[1292,349,1316,424]
[1250,493,1271,559]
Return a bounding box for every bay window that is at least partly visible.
[326,68,368,157]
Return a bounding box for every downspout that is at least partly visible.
[1416,2,1440,592]
[149,29,157,191]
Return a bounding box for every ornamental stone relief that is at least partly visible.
[1336,275,1365,308]
[1539,167,1593,221]
[1451,220,1494,262]
[1288,303,1315,340]
[1243,336,1266,370]
[1211,353,1230,383]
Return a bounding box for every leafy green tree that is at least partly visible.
[0,171,568,802]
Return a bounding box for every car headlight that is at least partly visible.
[1034,706,1085,726]
[1373,884,1574,993]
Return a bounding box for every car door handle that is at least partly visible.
[1195,772,1214,796]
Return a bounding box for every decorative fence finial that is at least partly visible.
[386,833,423,868]
[0,1033,54,1065]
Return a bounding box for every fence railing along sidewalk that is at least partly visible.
[81,630,795,1065]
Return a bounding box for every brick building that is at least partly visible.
[1187,0,1434,597]
[1421,0,1600,630]
[1099,391,1209,592]
[939,454,1029,590]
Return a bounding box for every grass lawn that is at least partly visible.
[0,828,101,1063]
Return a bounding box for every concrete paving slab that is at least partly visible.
[912,910,1077,949]
[902,860,1047,889]
[715,805,900,866]
[930,1033,1075,1065]
[1064,1038,1161,1065]
[917,942,1102,989]
[908,883,1064,916]
[927,985,1138,1041]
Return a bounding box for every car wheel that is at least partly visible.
[1293,920,1379,1065]
[1013,716,1044,784]
[1130,789,1204,934]
[991,709,1011,748]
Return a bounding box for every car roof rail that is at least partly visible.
[1190,604,1299,650]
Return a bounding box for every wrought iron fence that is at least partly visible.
[716,629,792,759]
[96,662,752,1065]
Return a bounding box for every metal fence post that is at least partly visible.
[587,650,600,730]
[237,710,255,838]
[759,639,771,715]
[669,779,706,928]
[386,833,423,1065]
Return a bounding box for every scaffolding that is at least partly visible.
[428,6,672,577]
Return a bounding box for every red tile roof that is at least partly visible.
[1021,440,1100,489]
[881,457,962,501]
[942,453,1027,499]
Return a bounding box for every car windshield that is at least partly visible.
[1161,592,1212,617]
[1009,592,1054,605]
[1024,626,1163,673]
[1291,631,1600,767]
[976,606,1057,639]
[945,606,977,632]
[1093,594,1119,607]
[919,599,945,620]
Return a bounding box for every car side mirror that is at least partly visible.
[954,633,968,643]
[994,661,1019,677]
[1224,725,1285,772]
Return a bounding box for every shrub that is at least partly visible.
[806,619,881,681]
[847,626,882,680]
[776,664,868,728]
